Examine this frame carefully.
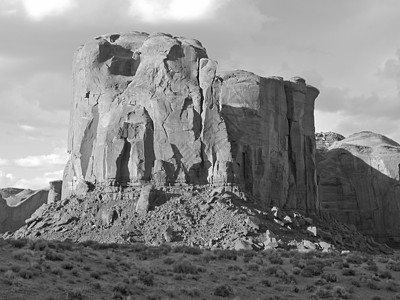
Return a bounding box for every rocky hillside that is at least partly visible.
[10,185,392,255]
[316,131,400,244]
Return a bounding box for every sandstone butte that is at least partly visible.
[317,131,400,243]
[62,31,320,213]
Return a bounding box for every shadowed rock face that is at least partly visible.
[0,189,48,233]
[317,131,400,242]
[62,31,319,212]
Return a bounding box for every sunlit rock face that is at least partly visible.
[317,131,400,242]
[62,31,319,213]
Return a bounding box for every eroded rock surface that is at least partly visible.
[0,188,49,233]
[62,31,319,213]
[317,131,400,243]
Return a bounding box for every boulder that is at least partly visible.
[317,131,400,242]
[136,185,156,214]
[61,31,319,213]
[47,180,62,204]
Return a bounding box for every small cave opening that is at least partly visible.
[85,91,90,99]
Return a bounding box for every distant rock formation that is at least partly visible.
[62,31,320,213]
[315,132,344,150]
[0,188,49,233]
[317,131,400,242]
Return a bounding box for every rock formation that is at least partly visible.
[0,188,48,233]
[47,180,63,204]
[317,131,400,243]
[62,31,320,213]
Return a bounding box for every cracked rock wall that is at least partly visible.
[62,32,319,213]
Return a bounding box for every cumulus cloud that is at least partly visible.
[21,0,76,20]
[129,0,231,23]
[14,148,68,168]
[13,169,63,190]
[0,171,17,188]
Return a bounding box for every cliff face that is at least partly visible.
[0,189,48,233]
[317,131,400,242]
[62,31,319,212]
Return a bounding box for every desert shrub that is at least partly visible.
[82,265,91,271]
[385,280,400,292]
[315,287,332,299]
[345,253,364,265]
[214,284,233,297]
[51,268,63,277]
[56,239,74,251]
[238,249,257,258]
[61,262,74,270]
[322,273,338,282]
[367,279,381,290]
[13,249,34,261]
[10,265,21,273]
[18,268,34,279]
[45,250,64,261]
[292,267,301,275]
[112,282,129,296]
[8,239,28,248]
[173,245,202,255]
[372,296,382,300]
[365,264,379,272]
[201,251,217,263]
[172,260,198,274]
[129,243,147,252]
[246,263,259,271]
[377,256,389,263]
[66,289,83,300]
[89,271,100,279]
[138,270,154,286]
[28,240,48,251]
[269,255,284,265]
[180,287,200,297]
[261,279,272,287]
[351,280,361,287]
[301,265,323,277]
[332,286,350,299]
[163,257,175,265]
[265,266,279,275]
[387,262,400,272]
[214,249,237,260]
[4,270,15,280]
[227,265,242,272]
[379,270,392,279]
[342,269,356,276]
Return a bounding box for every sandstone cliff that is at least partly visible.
[317,131,400,242]
[62,31,319,213]
[0,188,49,233]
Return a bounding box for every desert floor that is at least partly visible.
[0,238,399,300]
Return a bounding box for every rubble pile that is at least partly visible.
[10,185,393,255]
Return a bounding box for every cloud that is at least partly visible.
[0,159,9,166]
[13,169,63,190]
[21,0,76,21]
[0,171,17,188]
[129,0,231,23]
[14,148,68,168]
[19,124,36,132]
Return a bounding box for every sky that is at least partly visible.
[0,0,399,190]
